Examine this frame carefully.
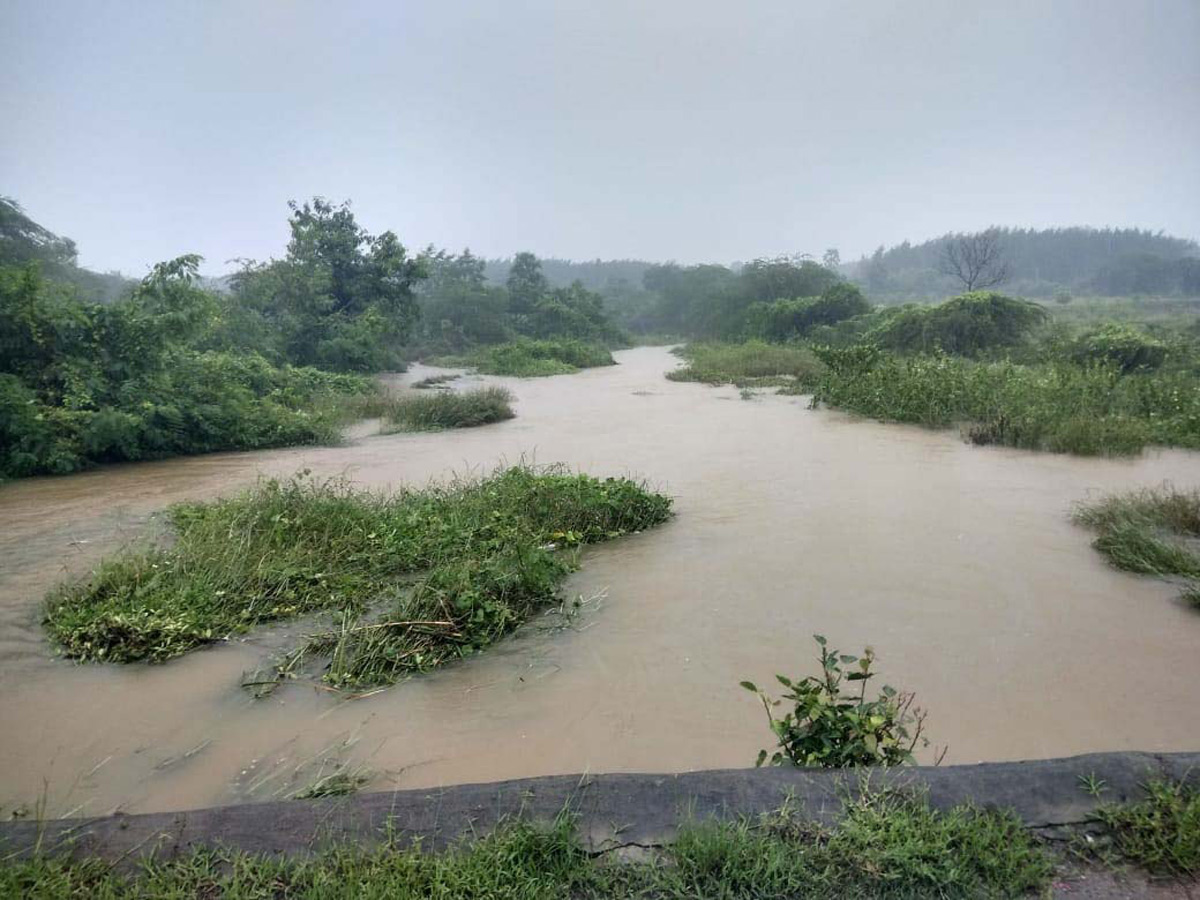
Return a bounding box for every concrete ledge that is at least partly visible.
[2,751,1197,863]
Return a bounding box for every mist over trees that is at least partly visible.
[852,226,1200,300]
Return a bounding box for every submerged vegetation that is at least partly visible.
[379,386,515,432]
[742,636,931,768]
[1,790,1054,899]
[810,346,1199,456]
[1073,486,1200,606]
[439,338,616,377]
[667,340,823,387]
[44,466,672,685]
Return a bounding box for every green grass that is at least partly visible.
[811,347,1200,456]
[1094,780,1200,876]
[1072,486,1200,605]
[43,466,673,681]
[667,341,825,387]
[437,339,616,377]
[378,386,515,432]
[0,790,1054,899]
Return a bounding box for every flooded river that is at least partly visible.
[2,346,1199,818]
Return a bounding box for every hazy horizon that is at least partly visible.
[3,0,1198,276]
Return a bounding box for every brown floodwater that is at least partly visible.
[2,346,1199,818]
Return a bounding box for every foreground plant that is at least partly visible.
[1073,485,1200,607]
[742,635,932,768]
[44,466,672,680]
[0,791,1053,899]
[1092,779,1200,876]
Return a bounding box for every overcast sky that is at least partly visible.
[3,0,1198,275]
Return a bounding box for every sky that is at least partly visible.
[2,0,1198,276]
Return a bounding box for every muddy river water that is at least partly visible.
[2,346,1199,818]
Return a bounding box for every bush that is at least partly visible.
[872,291,1048,357]
[741,635,929,768]
[0,260,373,480]
[744,283,872,341]
[1072,323,1167,373]
[380,386,515,432]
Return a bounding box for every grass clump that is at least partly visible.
[379,386,515,432]
[667,341,825,388]
[43,465,673,677]
[0,791,1053,898]
[440,339,616,377]
[1093,780,1200,876]
[1072,485,1200,605]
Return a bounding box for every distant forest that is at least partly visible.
[846,227,1200,300]
[478,226,1199,326]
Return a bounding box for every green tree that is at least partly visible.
[505,251,548,317]
[232,199,426,371]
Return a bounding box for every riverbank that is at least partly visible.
[3,752,1197,898]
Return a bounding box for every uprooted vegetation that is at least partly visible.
[43,466,672,686]
[0,789,1054,899]
[1072,485,1200,607]
[379,386,515,432]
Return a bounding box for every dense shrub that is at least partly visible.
[744,283,872,341]
[0,261,369,479]
[871,291,1048,357]
[1071,323,1168,373]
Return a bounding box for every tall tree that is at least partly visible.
[505,251,548,317]
[938,228,1011,291]
[233,199,425,370]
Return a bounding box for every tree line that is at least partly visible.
[851,226,1200,299]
